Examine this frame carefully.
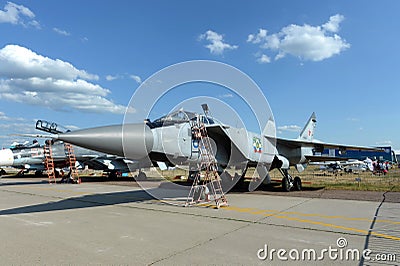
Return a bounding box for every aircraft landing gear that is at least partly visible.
[35,170,43,177]
[108,170,118,180]
[293,176,302,191]
[0,168,6,176]
[279,169,302,192]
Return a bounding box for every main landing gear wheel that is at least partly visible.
[281,177,290,192]
[293,176,302,191]
[279,169,302,192]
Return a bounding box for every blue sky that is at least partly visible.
[0,1,399,152]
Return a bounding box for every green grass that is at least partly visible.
[271,166,400,192]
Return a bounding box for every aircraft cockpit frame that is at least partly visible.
[149,109,214,128]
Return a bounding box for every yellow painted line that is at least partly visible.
[219,205,400,241]
[272,211,400,225]
[270,214,400,241]
[221,206,400,225]
[184,204,400,241]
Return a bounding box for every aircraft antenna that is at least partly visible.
[201,103,215,124]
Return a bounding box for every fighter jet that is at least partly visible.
[0,121,148,179]
[0,139,138,179]
[313,158,371,174]
[34,107,380,191]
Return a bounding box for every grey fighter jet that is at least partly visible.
[0,139,136,179]
[0,125,145,180]
[35,108,380,191]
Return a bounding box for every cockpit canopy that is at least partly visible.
[150,109,214,128]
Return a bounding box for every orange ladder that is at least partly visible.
[64,143,80,184]
[43,142,56,184]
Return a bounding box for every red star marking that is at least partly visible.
[308,129,311,136]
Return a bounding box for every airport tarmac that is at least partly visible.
[0,177,398,265]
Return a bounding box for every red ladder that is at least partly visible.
[43,142,56,184]
[64,143,80,184]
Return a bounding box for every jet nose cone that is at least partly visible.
[123,124,154,160]
[57,124,153,160]
[0,149,14,166]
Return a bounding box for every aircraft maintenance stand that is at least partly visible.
[186,113,228,209]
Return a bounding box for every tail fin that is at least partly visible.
[298,112,316,141]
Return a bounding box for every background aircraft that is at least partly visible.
[33,106,381,191]
[0,139,135,179]
[312,159,371,175]
[0,121,148,179]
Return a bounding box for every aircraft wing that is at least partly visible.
[205,124,249,163]
[273,136,383,153]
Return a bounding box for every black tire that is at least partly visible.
[108,171,118,180]
[0,169,6,176]
[35,170,43,177]
[282,177,290,192]
[293,176,302,191]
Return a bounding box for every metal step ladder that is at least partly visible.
[43,141,56,184]
[64,143,80,184]
[186,115,228,208]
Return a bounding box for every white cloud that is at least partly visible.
[278,125,302,132]
[247,29,268,44]
[322,14,344,33]
[247,14,350,62]
[0,44,127,114]
[0,2,40,28]
[1,128,41,148]
[0,111,10,120]
[199,30,238,55]
[257,54,271,64]
[0,112,37,148]
[106,74,141,84]
[130,75,142,84]
[53,27,70,36]
[0,111,25,121]
[0,44,98,80]
[106,74,120,81]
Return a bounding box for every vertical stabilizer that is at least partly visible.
[298,112,316,141]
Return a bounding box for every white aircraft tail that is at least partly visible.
[298,112,316,141]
